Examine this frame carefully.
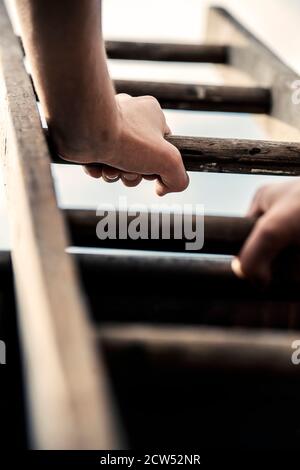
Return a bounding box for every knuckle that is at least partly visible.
[164,144,181,164]
[142,95,161,106]
[116,93,132,100]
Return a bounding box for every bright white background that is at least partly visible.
[1,0,299,248]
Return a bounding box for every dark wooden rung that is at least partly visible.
[74,251,300,303]
[99,323,300,449]
[66,210,253,255]
[114,80,271,113]
[98,324,299,376]
[106,40,228,63]
[50,135,300,176]
[1,246,298,304]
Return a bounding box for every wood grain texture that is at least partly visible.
[168,135,300,175]
[114,80,271,113]
[105,40,228,63]
[0,0,120,450]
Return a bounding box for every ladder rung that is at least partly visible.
[0,251,298,328]
[75,251,300,303]
[114,80,271,113]
[106,40,228,63]
[98,324,299,376]
[66,210,253,255]
[168,136,300,175]
[50,135,300,176]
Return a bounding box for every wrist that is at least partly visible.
[45,53,122,164]
[48,106,122,164]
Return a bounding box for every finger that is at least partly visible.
[234,211,292,284]
[83,165,102,179]
[121,173,143,187]
[143,175,157,181]
[116,93,132,102]
[156,140,189,196]
[231,258,246,279]
[246,187,265,218]
[164,122,172,136]
[102,166,121,183]
[247,198,264,218]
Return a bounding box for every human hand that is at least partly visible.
[83,93,189,195]
[232,179,300,284]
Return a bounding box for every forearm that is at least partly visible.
[13,0,188,194]
[15,0,119,161]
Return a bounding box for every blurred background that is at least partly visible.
[1,0,300,248]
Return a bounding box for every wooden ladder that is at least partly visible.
[0,2,300,449]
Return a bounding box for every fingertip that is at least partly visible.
[155,180,168,197]
[182,171,190,191]
[122,172,140,182]
[231,257,246,279]
[232,256,271,286]
[83,166,102,179]
[102,166,121,183]
[121,173,142,187]
[156,189,167,197]
[164,123,172,136]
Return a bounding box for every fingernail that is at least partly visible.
[106,174,119,180]
[104,174,120,183]
[231,257,246,279]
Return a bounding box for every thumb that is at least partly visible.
[155,140,189,196]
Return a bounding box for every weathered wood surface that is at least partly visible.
[0,0,120,450]
[66,209,254,254]
[168,136,300,175]
[106,40,228,63]
[51,134,300,176]
[114,80,271,113]
[97,324,300,376]
[207,7,300,131]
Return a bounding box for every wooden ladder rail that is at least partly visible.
[1,2,300,449]
[0,0,121,450]
[207,7,300,132]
